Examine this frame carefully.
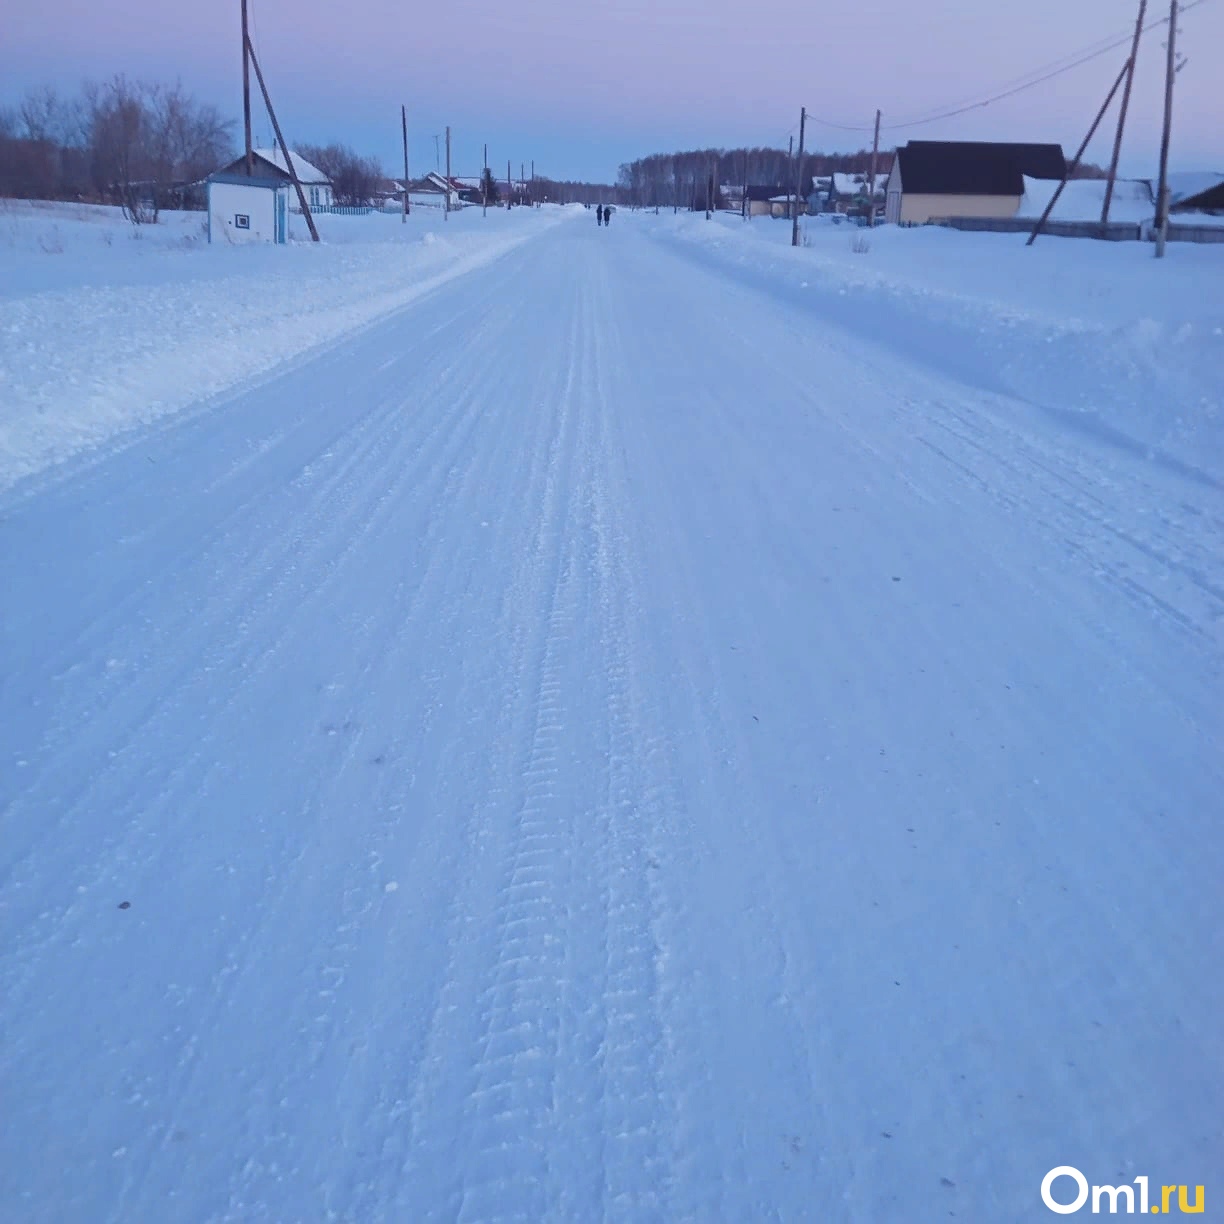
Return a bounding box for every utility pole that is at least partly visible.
[483,142,488,216]
[1102,0,1147,225]
[791,107,806,247]
[1155,0,1178,257]
[787,136,794,219]
[444,126,451,220]
[245,37,318,241]
[868,109,882,226]
[742,150,748,220]
[507,159,512,209]
[240,0,253,174]
[401,105,409,221]
[1028,59,1130,246]
[531,159,535,206]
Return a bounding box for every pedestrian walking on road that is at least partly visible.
[596,205,604,226]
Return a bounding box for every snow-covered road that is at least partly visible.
[3,215,1221,1221]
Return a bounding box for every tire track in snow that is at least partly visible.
[580,266,676,1219]
[447,264,589,1224]
[0,278,518,883]
[353,251,592,1222]
[0,272,526,1150]
[105,293,541,1220]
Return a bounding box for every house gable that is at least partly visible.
[216,149,331,187]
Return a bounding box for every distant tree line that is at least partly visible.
[0,80,394,217]
[530,177,620,206]
[0,79,235,221]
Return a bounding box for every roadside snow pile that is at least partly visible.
[0,200,571,491]
[658,212,1224,481]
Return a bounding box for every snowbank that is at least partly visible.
[0,200,572,491]
[653,211,1224,482]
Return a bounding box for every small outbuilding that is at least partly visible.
[206,170,290,244]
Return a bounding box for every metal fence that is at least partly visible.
[1165,223,1224,244]
[930,216,1143,242]
[927,215,1224,245]
[289,205,376,216]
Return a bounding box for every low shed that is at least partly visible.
[207,173,290,245]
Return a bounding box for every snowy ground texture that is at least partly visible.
[2,204,1222,1222]
[0,199,566,490]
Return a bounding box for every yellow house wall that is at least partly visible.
[900,193,1021,223]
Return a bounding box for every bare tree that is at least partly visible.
[146,81,234,208]
[298,143,384,207]
[82,77,156,220]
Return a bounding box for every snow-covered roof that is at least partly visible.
[252,148,330,184]
[1016,175,1153,223]
[1166,171,1224,206]
[826,173,884,198]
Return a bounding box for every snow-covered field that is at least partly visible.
[1,203,1221,1221]
[0,199,573,490]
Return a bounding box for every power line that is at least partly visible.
[804,0,1208,135]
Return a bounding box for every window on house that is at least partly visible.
[234,214,250,229]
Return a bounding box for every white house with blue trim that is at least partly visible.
[207,147,334,243]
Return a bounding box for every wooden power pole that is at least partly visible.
[1155,0,1178,257]
[241,0,253,174]
[1102,0,1147,225]
[507,159,512,209]
[787,136,794,220]
[791,107,806,246]
[401,105,409,221]
[868,109,882,227]
[483,143,488,216]
[1028,59,1130,246]
[245,37,318,241]
[444,126,451,220]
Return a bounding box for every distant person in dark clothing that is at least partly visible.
[604,206,612,226]
[596,205,604,226]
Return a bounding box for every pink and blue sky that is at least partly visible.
[3,0,1220,182]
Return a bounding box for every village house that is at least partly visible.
[1168,172,1224,216]
[884,140,1066,225]
[213,148,334,210]
[744,186,796,218]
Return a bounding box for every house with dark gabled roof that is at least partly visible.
[744,185,794,218]
[1167,172,1224,216]
[884,140,1066,224]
